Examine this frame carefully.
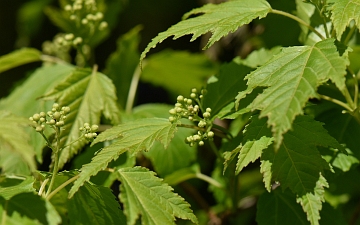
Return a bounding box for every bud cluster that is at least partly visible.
[79,123,99,140]
[29,103,70,132]
[169,88,214,146]
[42,0,108,65]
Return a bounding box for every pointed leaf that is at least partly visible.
[42,68,120,168]
[0,63,75,162]
[117,166,198,225]
[140,0,272,63]
[141,50,218,96]
[296,174,328,225]
[257,189,308,225]
[262,116,338,196]
[133,104,196,176]
[331,0,360,40]
[0,111,36,174]
[69,118,177,197]
[0,193,61,225]
[202,61,252,117]
[238,39,347,147]
[0,48,41,74]
[68,182,126,225]
[236,136,273,174]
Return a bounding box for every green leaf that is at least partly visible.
[202,61,252,117]
[296,0,316,43]
[69,118,177,198]
[105,25,142,108]
[42,67,121,168]
[236,136,273,175]
[0,111,36,174]
[141,50,218,96]
[0,193,61,225]
[261,116,337,196]
[133,104,196,176]
[257,189,308,225]
[322,147,359,172]
[163,164,200,186]
[296,174,328,225]
[0,175,35,199]
[117,166,198,225]
[68,182,126,225]
[0,63,75,163]
[236,47,281,68]
[237,39,348,147]
[140,0,272,63]
[330,0,360,40]
[0,48,42,74]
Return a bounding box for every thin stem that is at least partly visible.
[319,94,353,111]
[208,140,223,160]
[343,86,356,109]
[126,63,143,113]
[38,178,49,196]
[45,127,61,197]
[46,174,80,201]
[344,25,357,46]
[270,9,325,40]
[1,202,7,225]
[39,132,53,150]
[196,172,223,188]
[354,72,359,108]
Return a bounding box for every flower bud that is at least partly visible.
[177,95,184,102]
[207,131,214,138]
[91,124,99,132]
[33,114,40,121]
[199,141,204,146]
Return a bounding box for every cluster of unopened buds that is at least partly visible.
[65,0,108,33]
[79,123,98,140]
[29,103,70,132]
[169,88,214,146]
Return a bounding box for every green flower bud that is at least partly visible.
[33,114,40,121]
[203,112,210,118]
[91,124,99,132]
[56,121,64,127]
[198,120,206,128]
[177,95,184,102]
[53,103,59,109]
[206,108,212,113]
[186,99,192,105]
[190,93,196,98]
[191,88,197,93]
[53,112,61,120]
[35,126,43,132]
[40,112,46,117]
[29,117,34,121]
[39,118,45,123]
[199,141,204,146]
[169,109,176,115]
[169,116,176,122]
[207,131,214,138]
[193,134,200,141]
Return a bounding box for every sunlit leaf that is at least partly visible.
[237,39,348,147]
[0,63,75,162]
[133,104,196,176]
[0,48,42,74]
[42,67,121,168]
[330,0,360,40]
[0,111,36,174]
[140,0,272,63]
[117,166,198,225]
[69,118,177,198]
[296,174,328,225]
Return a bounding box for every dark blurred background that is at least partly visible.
[0,0,300,99]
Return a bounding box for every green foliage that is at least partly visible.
[2,0,360,224]
[117,166,198,225]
